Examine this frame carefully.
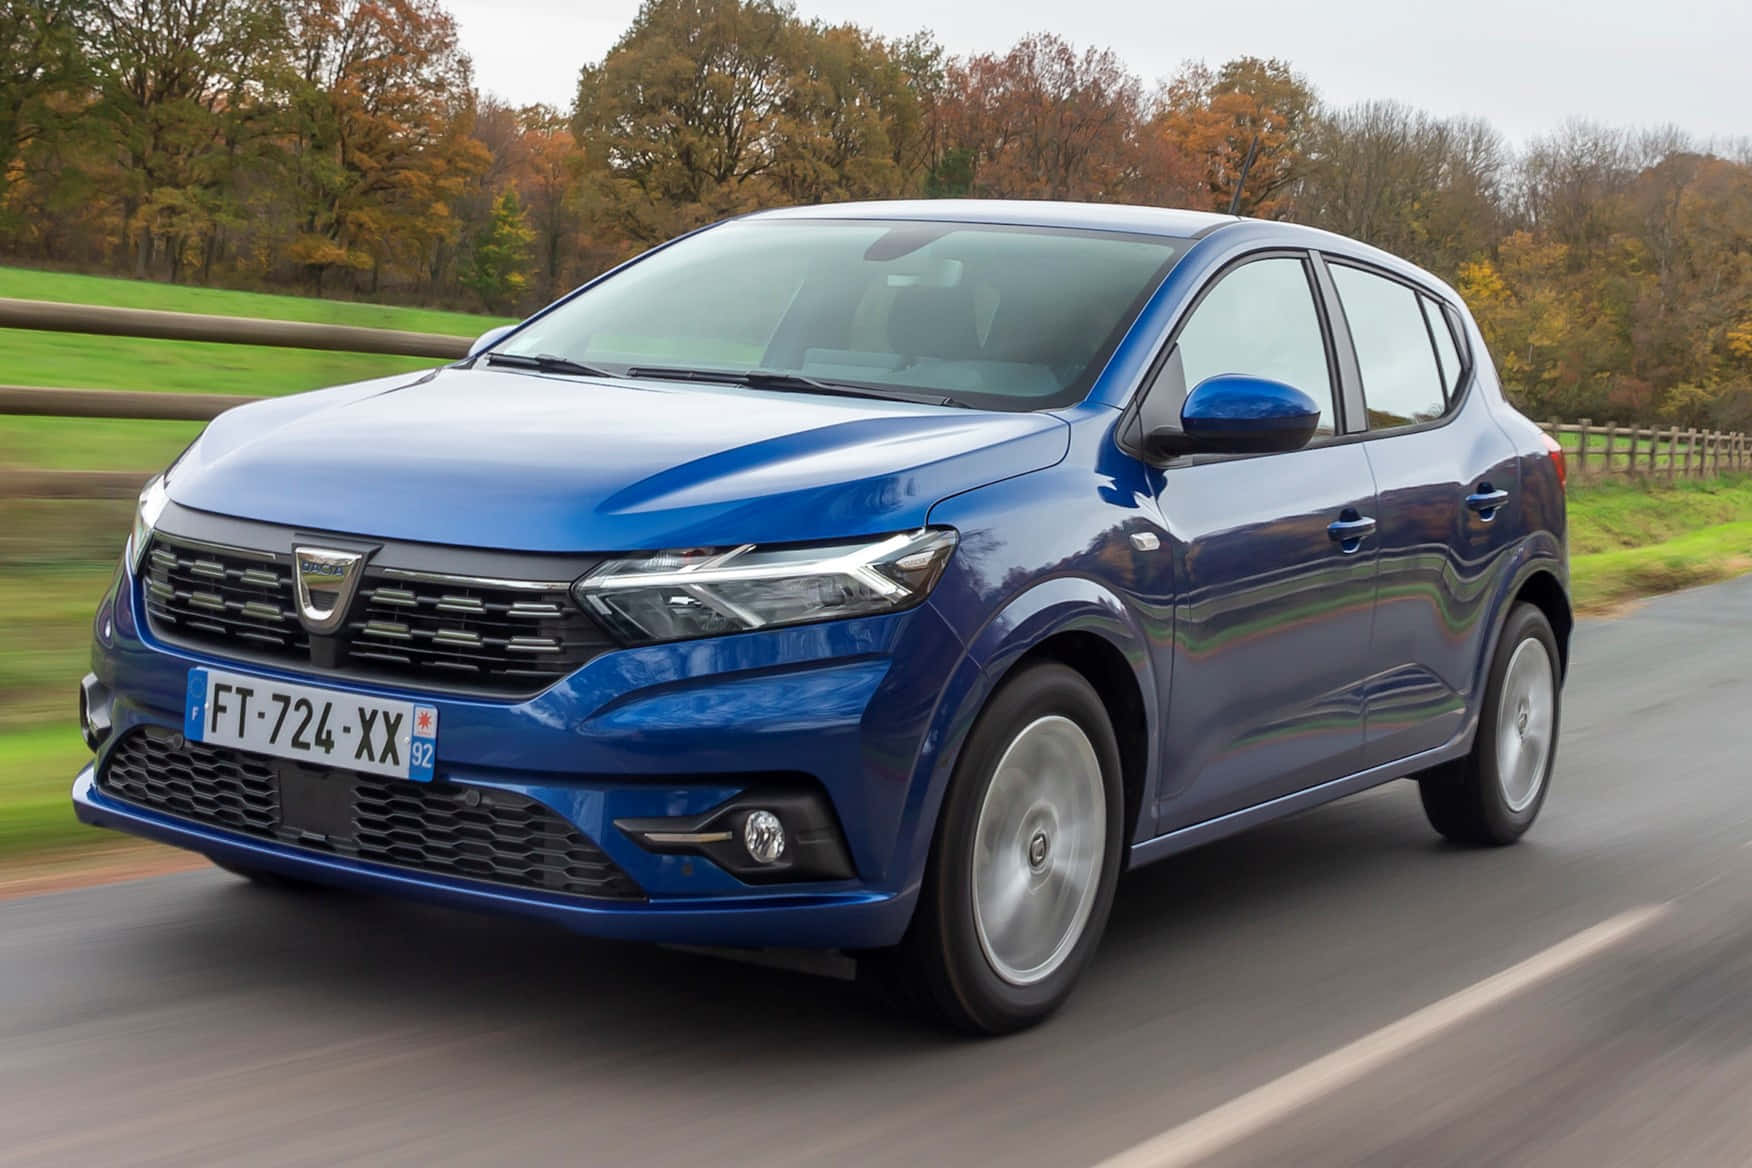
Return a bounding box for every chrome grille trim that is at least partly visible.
[377,566,574,592]
[141,529,615,698]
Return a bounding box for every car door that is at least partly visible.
[1320,258,1521,766]
[1143,253,1382,834]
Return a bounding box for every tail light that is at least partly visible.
[1540,432,1567,489]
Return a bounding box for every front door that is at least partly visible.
[1146,254,1381,833]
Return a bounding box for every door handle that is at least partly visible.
[1327,513,1376,553]
[1465,484,1510,518]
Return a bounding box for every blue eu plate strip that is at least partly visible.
[184,668,208,742]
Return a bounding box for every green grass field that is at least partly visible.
[3,264,1751,861]
[0,266,509,473]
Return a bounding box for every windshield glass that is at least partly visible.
[497,218,1187,411]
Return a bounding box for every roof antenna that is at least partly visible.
[1227,132,1262,216]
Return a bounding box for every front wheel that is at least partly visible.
[1419,603,1561,845]
[872,663,1124,1035]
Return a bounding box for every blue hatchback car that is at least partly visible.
[73,201,1570,1033]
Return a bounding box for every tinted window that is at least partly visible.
[499,219,1185,411]
[1330,264,1447,428]
[1170,257,1337,435]
[1422,296,1465,399]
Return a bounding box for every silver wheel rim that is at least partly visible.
[971,715,1106,987]
[1496,637,1556,813]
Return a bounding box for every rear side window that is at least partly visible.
[1329,263,1447,429]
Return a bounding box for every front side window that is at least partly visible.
[498,219,1186,411]
[1164,256,1338,435]
[1330,263,1448,429]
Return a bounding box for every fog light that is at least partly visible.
[79,673,113,752]
[743,810,786,864]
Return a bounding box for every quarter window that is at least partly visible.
[1330,264,1447,429]
[1165,256,1337,436]
[1422,297,1465,399]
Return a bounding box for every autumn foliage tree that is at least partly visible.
[281,0,488,293]
[939,34,1196,204]
[1155,57,1317,217]
[2,0,1751,430]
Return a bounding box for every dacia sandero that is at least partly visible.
[74,201,1571,1033]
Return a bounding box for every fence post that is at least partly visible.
[1645,428,1657,476]
[1603,424,1616,476]
[1577,418,1591,477]
[1687,429,1699,477]
[1668,427,1679,480]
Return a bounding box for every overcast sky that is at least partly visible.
[445,0,1750,146]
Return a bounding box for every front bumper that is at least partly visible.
[77,554,979,950]
[71,766,914,948]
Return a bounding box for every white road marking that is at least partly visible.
[1093,904,1671,1168]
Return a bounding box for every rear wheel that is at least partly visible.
[1419,603,1561,845]
[872,663,1124,1035]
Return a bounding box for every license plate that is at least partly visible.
[184,667,436,782]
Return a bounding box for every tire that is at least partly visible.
[871,662,1125,1035]
[1419,603,1561,845]
[208,856,322,891]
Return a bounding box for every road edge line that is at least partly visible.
[1092,904,1671,1168]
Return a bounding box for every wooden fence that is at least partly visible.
[2,296,1749,497]
[1539,419,1749,480]
[0,297,473,499]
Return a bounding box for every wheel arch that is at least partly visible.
[1459,546,1572,753]
[895,576,1163,893]
[1009,630,1150,864]
[1513,566,1573,678]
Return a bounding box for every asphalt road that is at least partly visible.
[4,577,1751,1167]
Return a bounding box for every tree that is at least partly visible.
[282,0,489,293]
[83,0,288,279]
[771,22,927,204]
[939,33,1194,203]
[460,189,534,309]
[1299,101,1508,277]
[574,0,797,245]
[1155,57,1317,217]
[0,0,87,223]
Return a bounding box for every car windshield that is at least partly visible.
[495,218,1187,411]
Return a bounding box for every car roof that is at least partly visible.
[746,199,1237,239]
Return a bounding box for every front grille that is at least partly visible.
[99,732,644,900]
[142,534,616,698]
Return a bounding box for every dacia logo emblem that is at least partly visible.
[292,546,365,634]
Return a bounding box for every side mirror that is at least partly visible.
[467,324,516,358]
[1148,374,1321,457]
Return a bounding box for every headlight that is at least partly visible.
[573,528,958,645]
[125,474,170,574]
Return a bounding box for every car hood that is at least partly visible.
[170,367,1070,551]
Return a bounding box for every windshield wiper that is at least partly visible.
[481,351,614,378]
[622,365,962,407]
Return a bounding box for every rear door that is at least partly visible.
[1319,257,1520,766]
[1148,253,1381,832]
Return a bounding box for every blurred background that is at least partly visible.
[2,2,1752,1163]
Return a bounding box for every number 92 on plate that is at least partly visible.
[183,666,437,782]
